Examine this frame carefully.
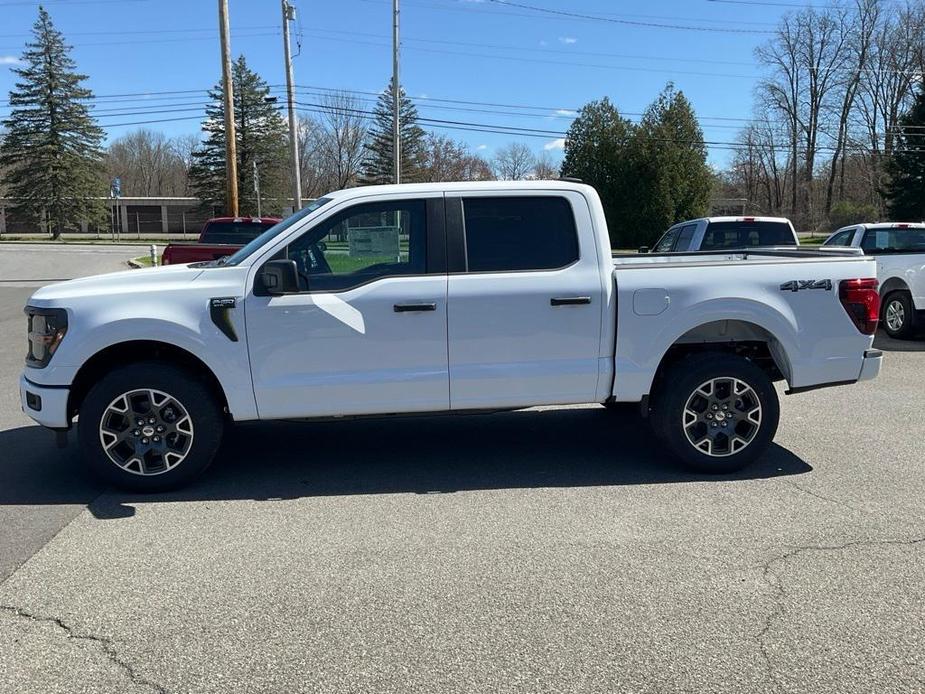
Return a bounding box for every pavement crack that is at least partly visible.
[0,604,168,694]
[753,535,925,692]
[784,480,859,511]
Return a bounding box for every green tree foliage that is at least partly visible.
[0,7,106,238]
[633,84,712,244]
[559,98,635,247]
[361,78,427,184]
[189,56,289,215]
[884,86,925,220]
[561,86,712,248]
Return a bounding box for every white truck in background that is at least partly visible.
[648,216,799,253]
[20,181,882,491]
[823,222,925,339]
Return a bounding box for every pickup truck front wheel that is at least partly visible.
[652,353,780,474]
[77,362,224,492]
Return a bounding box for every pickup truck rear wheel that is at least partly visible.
[77,362,224,492]
[651,353,779,474]
[881,291,915,339]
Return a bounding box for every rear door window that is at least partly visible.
[824,229,856,247]
[653,227,680,253]
[673,224,697,251]
[700,221,795,250]
[462,196,579,272]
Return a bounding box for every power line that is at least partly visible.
[485,0,773,33]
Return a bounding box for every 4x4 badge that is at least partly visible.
[780,280,832,292]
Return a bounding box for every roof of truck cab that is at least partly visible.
[321,180,595,200]
[666,216,794,229]
[205,216,282,224]
[851,222,925,230]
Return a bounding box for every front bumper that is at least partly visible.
[19,373,71,429]
[858,349,882,383]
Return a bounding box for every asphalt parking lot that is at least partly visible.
[0,244,923,693]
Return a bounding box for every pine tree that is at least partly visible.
[631,84,712,246]
[0,7,106,238]
[189,56,289,215]
[560,97,635,247]
[884,86,925,220]
[361,79,426,184]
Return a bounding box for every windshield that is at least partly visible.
[217,197,333,266]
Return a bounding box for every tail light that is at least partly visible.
[839,278,880,335]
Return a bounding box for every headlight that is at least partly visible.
[25,306,68,368]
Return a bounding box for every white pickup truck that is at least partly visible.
[648,216,799,253]
[823,222,925,339]
[20,181,883,491]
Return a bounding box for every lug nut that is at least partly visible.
[148,418,156,425]
[133,429,140,436]
[141,438,149,444]
[136,419,144,426]
[722,404,728,410]
[711,404,718,411]
[156,425,165,433]
[721,422,727,427]
[706,413,713,420]
[153,436,160,443]
[712,422,718,427]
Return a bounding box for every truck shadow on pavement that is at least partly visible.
[0,406,812,520]
[874,331,925,352]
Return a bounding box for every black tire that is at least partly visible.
[77,361,224,492]
[881,291,915,340]
[650,352,780,474]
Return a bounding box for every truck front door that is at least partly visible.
[245,196,450,419]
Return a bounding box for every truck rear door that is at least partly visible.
[445,192,604,410]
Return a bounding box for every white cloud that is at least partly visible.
[476,144,488,150]
[418,93,429,99]
[544,138,566,151]
[558,36,577,45]
[553,109,577,117]
[0,56,21,65]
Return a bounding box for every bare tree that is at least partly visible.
[492,142,535,180]
[419,133,494,181]
[532,152,559,180]
[106,129,189,196]
[316,92,369,190]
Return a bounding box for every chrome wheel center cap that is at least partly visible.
[142,425,155,437]
[714,411,727,422]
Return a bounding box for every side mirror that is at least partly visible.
[638,246,650,254]
[260,259,299,295]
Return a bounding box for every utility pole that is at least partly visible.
[253,160,262,217]
[218,0,239,216]
[282,0,302,210]
[392,0,400,184]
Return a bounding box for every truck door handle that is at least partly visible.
[550,296,591,306]
[394,302,437,313]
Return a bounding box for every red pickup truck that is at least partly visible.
[161,216,281,265]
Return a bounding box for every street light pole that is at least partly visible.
[282,0,302,211]
[218,0,239,217]
[392,0,400,185]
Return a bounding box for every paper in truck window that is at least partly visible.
[347,226,401,259]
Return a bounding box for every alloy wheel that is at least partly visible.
[98,388,194,476]
[682,377,762,457]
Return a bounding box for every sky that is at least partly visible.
[0,0,799,169]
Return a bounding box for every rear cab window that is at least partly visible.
[653,227,680,253]
[201,220,278,245]
[700,220,796,250]
[860,227,925,255]
[462,196,579,272]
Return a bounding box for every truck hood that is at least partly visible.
[27,264,206,306]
